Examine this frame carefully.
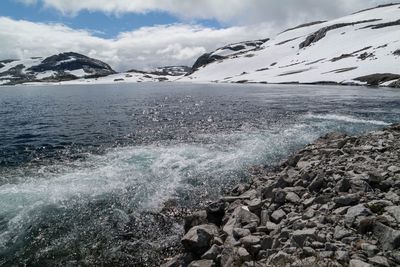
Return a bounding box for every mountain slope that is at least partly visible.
[181,4,400,87]
[0,52,116,85]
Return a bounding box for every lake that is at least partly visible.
[0,83,399,266]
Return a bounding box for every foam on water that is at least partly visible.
[305,113,391,126]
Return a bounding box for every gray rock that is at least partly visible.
[182,224,219,255]
[372,222,400,250]
[260,236,273,250]
[335,250,350,262]
[232,228,251,239]
[286,192,301,204]
[291,228,317,247]
[247,198,262,212]
[388,165,400,173]
[334,226,352,239]
[360,243,378,257]
[240,235,261,247]
[386,206,400,223]
[368,256,390,267]
[308,176,325,192]
[188,260,215,267]
[345,204,372,227]
[349,259,372,267]
[272,189,287,204]
[336,178,351,192]
[201,244,221,260]
[271,209,286,223]
[267,251,294,266]
[237,247,251,262]
[223,206,259,236]
[185,210,208,232]
[220,246,240,267]
[334,194,360,206]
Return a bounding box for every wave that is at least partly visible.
[305,113,390,126]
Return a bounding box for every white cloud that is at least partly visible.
[17,0,395,27]
[0,17,273,71]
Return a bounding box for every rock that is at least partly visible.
[368,256,390,267]
[334,226,352,239]
[271,209,286,223]
[349,259,372,267]
[334,194,360,206]
[260,236,273,250]
[267,251,294,266]
[182,224,220,255]
[336,178,352,192]
[388,165,400,173]
[308,176,325,192]
[240,235,261,247]
[372,222,400,250]
[291,228,317,247]
[220,246,240,267]
[206,200,225,226]
[188,260,215,267]
[386,206,400,223]
[237,247,251,262]
[272,189,287,204]
[285,192,301,204]
[247,198,262,212]
[201,244,221,260]
[335,250,350,263]
[232,228,251,239]
[360,243,378,257]
[266,221,279,233]
[185,210,208,232]
[345,204,372,227]
[223,206,260,236]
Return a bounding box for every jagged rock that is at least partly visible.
[308,176,325,192]
[267,251,294,266]
[334,226,352,239]
[206,200,225,226]
[223,206,260,236]
[368,256,390,267]
[182,224,220,255]
[237,247,251,262]
[271,209,286,223]
[188,259,215,267]
[372,222,400,250]
[201,244,221,260]
[335,250,350,263]
[345,204,372,227]
[285,192,301,204]
[349,259,372,267]
[336,178,352,192]
[291,228,317,247]
[360,243,379,257]
[220,246,240,267]
[386,206,400,222]
[233,228,251,239]
[185,210,208,232]
[334,194,360,206]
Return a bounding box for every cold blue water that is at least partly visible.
[0,83,399,266]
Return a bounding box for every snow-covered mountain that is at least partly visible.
[181,4,400,87]
[0,52,116,85]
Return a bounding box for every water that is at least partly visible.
[0,83,399,266]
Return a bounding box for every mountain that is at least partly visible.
[181,4,400,88]
[0,52,116,85]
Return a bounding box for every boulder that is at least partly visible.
[291,228,317,247]
[182,224,220,255]
[188,260,215,267]
[349,259,372,267]
[372,222,400,250]
[345,204,372,227]
[271,209,286,223]
[334,194,360,206]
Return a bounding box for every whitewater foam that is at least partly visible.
[305,113,390,126]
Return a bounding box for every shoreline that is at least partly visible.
[162,124,400,267]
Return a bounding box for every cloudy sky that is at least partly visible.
[0,0,394,71]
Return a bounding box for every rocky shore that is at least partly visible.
[162,124,400,267]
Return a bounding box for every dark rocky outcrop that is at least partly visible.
[163,124,400,267]
[361,19,400,30]
[299,19,381,49]
[28,52,115,78]
[354,73,400,86]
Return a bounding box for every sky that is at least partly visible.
[0,0,394,71]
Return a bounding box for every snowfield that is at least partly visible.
[180,4,400,87]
